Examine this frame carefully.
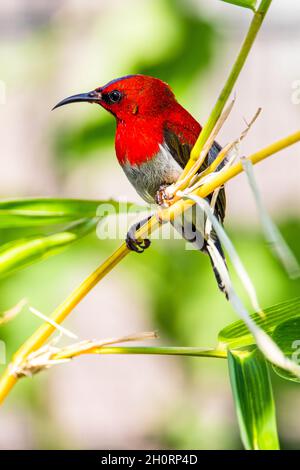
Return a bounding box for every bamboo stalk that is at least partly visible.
[163,130,300,221]
[0,129,298,404]
[177,0,273,187]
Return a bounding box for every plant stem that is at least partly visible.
[91,346,227,359]
[51,345,227,361]
[0,129,298,404]
[177,0,273,185]
[163,130,300,221]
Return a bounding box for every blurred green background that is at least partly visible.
[0,0,300,450]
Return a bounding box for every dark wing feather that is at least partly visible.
[163,127,192,169]
[163,127,226,223]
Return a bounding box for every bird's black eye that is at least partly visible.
[108,90,122,103]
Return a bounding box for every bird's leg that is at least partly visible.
[126,216,152,253]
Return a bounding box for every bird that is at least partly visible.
[53,74,227,296]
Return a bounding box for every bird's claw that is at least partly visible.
[126,233,151,253]
[126,217,152,253]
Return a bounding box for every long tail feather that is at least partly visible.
[204,238,229,299]
[171,206,229,298]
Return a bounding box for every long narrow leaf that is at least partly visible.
[219,297,300,349]
[242,158,300,279]
[182,193,261,313]
[228,347,279,450]
[0,198,145,228]
[221,0,257,10]
[0,218,97,278]
[183,194,300,378]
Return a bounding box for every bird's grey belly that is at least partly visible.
[121,145,182,204]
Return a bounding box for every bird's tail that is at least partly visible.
[203,238,229,299]
[171,205,229,298]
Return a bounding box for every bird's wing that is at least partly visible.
[163,125,226,223]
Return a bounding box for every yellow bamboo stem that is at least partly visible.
[163,130,300,221]
[177,0,272,185]
[0,129,299,404]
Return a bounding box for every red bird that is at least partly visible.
[54,75,227,295]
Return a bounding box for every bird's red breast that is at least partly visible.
[115,102,201,166]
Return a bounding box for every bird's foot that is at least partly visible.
[126,218,151,253]
[155,184,173,207]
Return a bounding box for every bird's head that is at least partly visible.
[53,74,176,122]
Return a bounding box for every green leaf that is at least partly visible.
[0,218,97,278]
[0,198,149,277]
[271,317,300,383]
[0,198,145,228]
[218,297,300,349]
[228,348,279,450]
[221,0,257,11]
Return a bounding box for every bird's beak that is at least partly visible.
[52,90,101,110]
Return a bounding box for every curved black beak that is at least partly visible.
[52,90,101,110]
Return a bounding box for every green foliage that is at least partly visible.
[218,297,300,349]
[0,198,111,228]
[221,0,257,11]
[222,297,300,446]
[271,318,300,383]
[0,218,97,279]
[140,0,216,91]
[0,198,144,279]
[0,0,297,451]
[228,348,279,450]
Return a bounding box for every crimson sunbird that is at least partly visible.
[54,74,227,296]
